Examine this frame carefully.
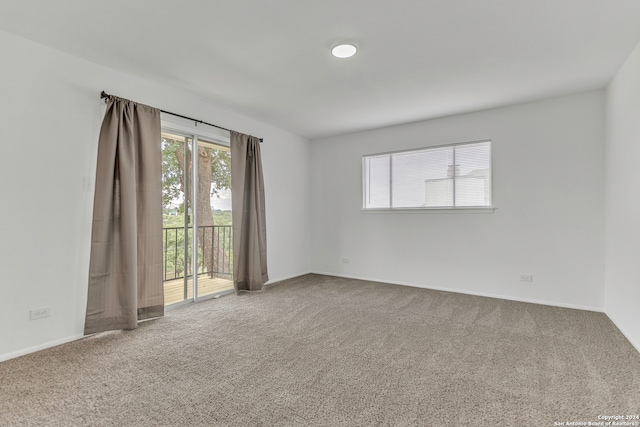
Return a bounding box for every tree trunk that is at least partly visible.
[196,146,216,277]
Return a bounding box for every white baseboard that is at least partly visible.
[0,334,85,363]
[265,271,312,286]
[604,312,640,354]
[310,270,604,313]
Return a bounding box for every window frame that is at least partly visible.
[362,139,494,212]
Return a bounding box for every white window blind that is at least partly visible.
[363,140,492,209]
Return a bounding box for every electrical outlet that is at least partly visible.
[341,258,350,264]
[519,274,533,282]
[30,307,51,320]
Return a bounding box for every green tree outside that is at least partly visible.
[162,135,233,280]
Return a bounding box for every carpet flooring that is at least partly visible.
[1,274,639,426]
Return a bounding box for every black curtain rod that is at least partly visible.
[100,91,263,142]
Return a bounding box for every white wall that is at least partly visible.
[311,91,605,310]
[0,30,311,361]
[604,40,640,351]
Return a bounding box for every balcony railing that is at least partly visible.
[163,225,232,282]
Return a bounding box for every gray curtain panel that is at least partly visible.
[84,95,163,335]
[230,131,269,292]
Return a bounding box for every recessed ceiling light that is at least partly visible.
[331,44,357,59]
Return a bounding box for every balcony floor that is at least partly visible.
[164,275,234,306]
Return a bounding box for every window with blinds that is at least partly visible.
[363,140,492,209]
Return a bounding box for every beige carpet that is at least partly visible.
[1,274,639,426]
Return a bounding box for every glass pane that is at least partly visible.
[195,139,234,299]
[161,132,193,305]
[364,155,390,208]
[393,147,453,208]
[454,142,491,207]
[162,131,234,305]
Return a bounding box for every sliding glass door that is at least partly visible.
[161,130,234,307]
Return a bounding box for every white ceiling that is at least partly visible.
[1,0,640,139]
